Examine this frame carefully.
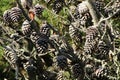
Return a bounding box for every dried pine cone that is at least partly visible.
[84,26,99,55]
[105,1,120,17]
[23,59,37,79]
[85,64,94,78]
[35,38,48,55]
[86,26,99,42]
[9,7,22,22]
[95,41,110,60]
[52,0,64,14]
[73,9,81,20]
[112,1,120,17]
[93,66,109,79]
[69,23,82,42]
[22,20,32,36]
[0,25,3,36]
[84,40,97,55]
[79,12,93,27]
[4,49,16,68]
[72,63,84,79]
[30,31,40,43]
[41,54,53,67]
[40,22,51,37]
[54,55,68,70]
[34,4,44,16]
[3,10,12,24]
[56,71,65,80]
[3,46,20,69]
[114,1,120,10]
[76,2,93,26]
[77,1,89,15]
[71,2,93,27]
[94,0,105,12]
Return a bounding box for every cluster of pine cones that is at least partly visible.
[1,0,120,80]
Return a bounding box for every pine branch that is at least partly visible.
[16,0,31,21]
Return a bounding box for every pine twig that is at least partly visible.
[96,8,120,27]
[104,0,114,9]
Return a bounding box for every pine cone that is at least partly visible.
[56,71,64,80]
[112,1,120,17]
[40,22,51,37]
[41,54,53,67]
[22,20,32,36]
[30,31,40,43]
[105,1,120,17]
[35,38,48,54]
[114,1,120,10]
[4,49,16,67]
[10,7,22,22]
[94,0,105,12]
[34,4,44,16]
[3,10,12,24]
[77,1,89,15]
[84,40,97,55]
[95,41,110,60]
[85,64,94,78]
[52,0,64,14]
[73,9,81,20]
[23,59,36,70]
[86,26,99,42]
[55,55,68,70]
[79,12,93,27]
[84,26,99,55]
[72,63,84,79]
[23,59,37,79]
[0,25,3,36]
[3,46,21,69]
[69,23,82,43]
[72,2,93,27]
[94,66,108,79]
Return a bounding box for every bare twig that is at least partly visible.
[95,8,120,43]
[95,8,120,27]
[83,53,105,63]
[65,7,77,22]
[104,0,114,9]
[44,7,67,20]
[86,0,101,25]
[0,37,12,43]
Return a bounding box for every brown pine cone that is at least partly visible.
[34,4,44,17]
[22,20,32,36]
[3,10,12,24]
[10,7,22,22]
[72,63,84,80]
